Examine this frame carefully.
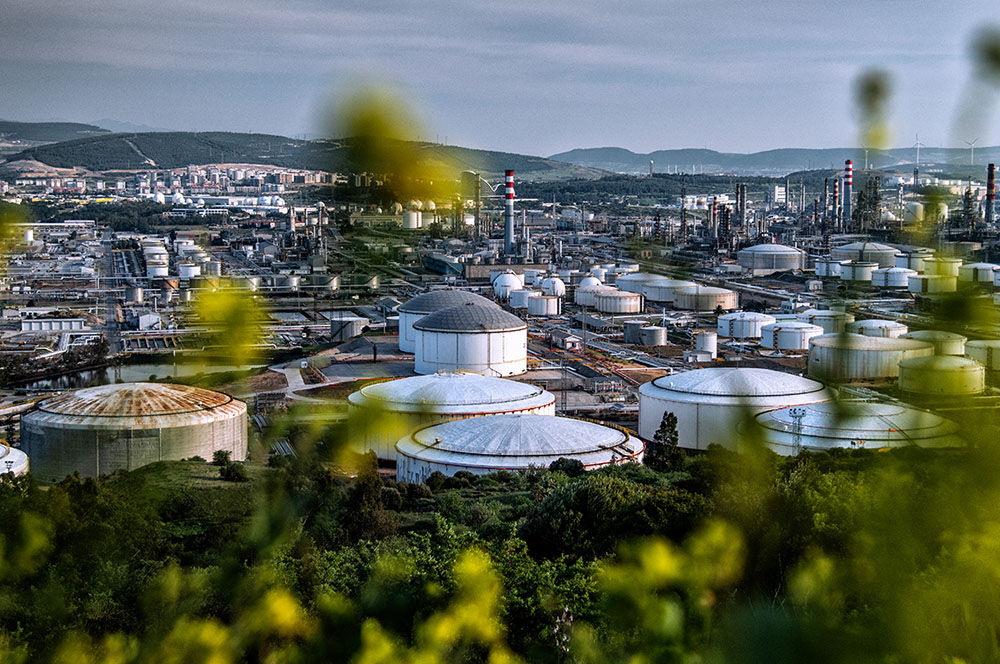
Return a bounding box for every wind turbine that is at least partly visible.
[913,135,925,168]
[965,138,978,166]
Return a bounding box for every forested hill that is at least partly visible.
[0,120,110,144]
[2,131,609,180]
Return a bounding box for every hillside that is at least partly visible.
[0,120,111,157]
[2,131,609,181]
[550,145,1000,176]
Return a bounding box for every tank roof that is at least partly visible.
[649,367,825,397]
[834,241,897,252]
[809,333,932,351]
[399,290,498,314]
[675,285,734,295]
[36,382,236,417]
[739,243,805,254]
[901,330,967,342]
[719,311,776,321]
[898,355,982,371]
[414,302,526,332]
[350,372,552,412]
[754,401,960,444]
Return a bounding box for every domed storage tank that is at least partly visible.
[638,368,832,450]
[839,261,878,282]
[642,279,697,304]
[21,383,248,482]
[760,321,825,350]
[966,341,1000,375]
[872,267,917,288]
[831,242,899,267]
[398,290,499,353]
[414,303,528,376]
[674,286,739,312]
[526,294,561,316]
[797,310,856,334]
[492,271,523,300]
[923,257,963,277]
[594,289,643,313]
[347,372,556,460]
[540,276,566,297]
[900,330,966,355]
[958,262,999,283]
[815,258,848,278]
[899,355,985,395]
[718,311,777,339]
[737,243,806,275]
[509,289,540,309]
[578,275,602,290]
[640,325,669,346]
[575,284,614,307]
[0,443,29,476]
[396,414,642,481]
[847,319,908,338]
[749,401,963,455]
[616,272,665,295]
[807,334,934,381]
[908,274,957,294]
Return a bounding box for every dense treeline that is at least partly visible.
[26,200,171,232]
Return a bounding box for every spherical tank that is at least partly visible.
[718,312,777,339]
[898,355,985,395]
[540,276,566,297]
[413,303,528,376]
[674,286,738,312]
[526,295,561,316]
[642,279,697,304]
[347,372,556,460]
[594,289,643,313]
[900,330,966,355]
[760,321,824,350]
[830,242,899,267]
[578,275,602,290]
[807,333,934,381]
[397,290,499,353]
[637,368,832,450]
[797,310,856,334]
[847,319,909,338]
[872,267,917,288]
[395,414,643,481]
[20,383,248,482]
[492,271,523,300]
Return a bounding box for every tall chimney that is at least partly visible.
[504,169,515,256]
[843,160,853,227]
[833,178,841,232]
[988,163,996,227]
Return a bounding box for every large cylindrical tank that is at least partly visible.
[637,368,832,450]
[695,331,718,358]
[674,286,738,312]
[839,261,878,282]
[403,210,422,229]
[958,262,999,283]
[615,272,664,294]
[908,274,957,294]
[509,289,540,309]
[177,261,201,279]
[347,372,556,460]
[125,286,144,304]
[304,274,340,291]
[815,258,848,278]
[895,252,931,271]
[760,321,824,350]
[718,311,777,338]
[624,320,646,344]
[847,319,908,338]
[413,303,527,376]
[397,290,499,353]
[595,289,643,313]
[900,330,966,355]
[872,267,917,288]
[20,383,248,482]
[640,325,669,346]
[526,294,561,316]
[231,276,260,291]
[736,243,806,274]
[923,257,962,277]
[807,333,934,381]
[575,284,614,307]
[899,355,985,395]
[146,261,169,278]
[642,279,697,304]
[204,259,223,277]
[831,241,899,267]
[966,340,1000,372]
[797,310,856,334]
[540,276,566,297]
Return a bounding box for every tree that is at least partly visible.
[645,411,685,472]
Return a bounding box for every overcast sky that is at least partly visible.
[2,0,1000,156]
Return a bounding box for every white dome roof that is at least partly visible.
[647,367,826,399]
[739,243,804,254]
[579,275,602,289]
[719,311,775,322]
[348,372,554,414]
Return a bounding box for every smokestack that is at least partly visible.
[833,178,841,232]
[988,163,996,227]
[843,160,853,227]
[504,169,515,256]
[822,178,829,222]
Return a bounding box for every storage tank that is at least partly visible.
[304,274,340,292]
[831,241,899,267]
[540,276,566,297]
[966,340,1000,372]
[398,290,500,353]
[908,274,957,293]
[590,268,607,282]
[21,383,248,482]
[847,319,908,338]
[204,259,223,277]
[872,267,917,288]
[624,320,646,344]
[639,325,669,346]
[578,275,602,290]
[615,272,664,294]
[899,355,985,395]
[895,252,931,271]
[637,368,832,450]
[718,311,777,338]
[125,286,144,304]
[522,269,542,286]
[839,261,877,282]
[413,303,527,376]
[595,289,643,314]
[815,258,848,278]
[403,210,422,229]
[146,261,169,278]
[958,262,999,283]
[231,276,260,291]
[736,243,806,275]
[674,286,739,312]
[395,414,643,481]
[923,257,963,277]
[23,229,34,244]
[575,284,614,307]
[526,295,561,316]
[642,279,697,304]
[492,271,523,300]
[177,260,201,279]
[900,330,966,355]
[797,310,855,334]
[347,372,556,460]
[807,333,934,381]
[760,321,825,351]
[695,331,718,358]
[0,443,29,476]
[749,401,963,455]
[509,289,540,309]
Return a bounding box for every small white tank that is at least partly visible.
[695,331,718,358]
[958,263,999,283]
[640,326,669,346]
[923,257,962,277]
[847,319,908,338]
[540,276,566,297]
[966,340,1000,371]
[908,274,957,294]
[872,267,917,288]
[760,322,824,351]
[526,295,561,316]
[900,330,966,355]
[509,289,540,309]
[718,311,776,339]
[403,210,422,229]
[895,252,930,271]
[797,310,855,334]
[839,261,878,282]
[177,261,201,279]
[899,355,985,395]
[815,259,848,278]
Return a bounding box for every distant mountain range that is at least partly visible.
[548,146,1000,176]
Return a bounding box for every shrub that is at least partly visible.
[219,462,249,482]
[212,450,232,466]
[549,458,586,477]
[380,486,403,511]
[425,471,447,492]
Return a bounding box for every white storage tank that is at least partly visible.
[898,355,985,395]
[413,303,528,376]
[146,261,169,278]
[509,289,540,309]
[616,272,664,294]
[958,262,999,283]
[895,252,931,271]
[403,209,422,229]
[177,260,201,279]
[637,368,832,450]
[831,241,899,268]
[523,269,542,286]
[526,294,561,316]
[695,331,717,358]
[736,243,807,275]
[347,372,556,460]
[0,443,29,476]
[540,276,566,297]
[761,321,825,351]
[872,267,917,288]
[923,257,963,277]
[797,310,856,334]
[847,319,909,338]
[839,261,878,282]
[642,279,697,304]
[398,290,499,353]
[900,330,966,355]
[595,289,643,314]
[966,340,1000,371]
[718,311,777,339]
[590,268,607,282]
[575,284,614,307]
[493,271,523,300]
[808,334,934,381]
[640,326,669,346]
[749,401,963,455]
[674,286,739,312]
[908,274,957,294]
[815,258,848,278]
[577,275,602,290]
[395,414,643,481]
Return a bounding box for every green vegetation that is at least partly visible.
[0,121,109,145]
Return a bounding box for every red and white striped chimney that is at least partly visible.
[504,170,515,256]
[843,160,853,224]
